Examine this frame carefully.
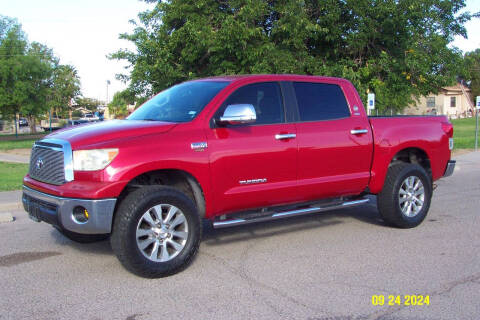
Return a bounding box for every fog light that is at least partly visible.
[72,206,89,223]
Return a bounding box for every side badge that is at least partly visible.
[191,142,208,152]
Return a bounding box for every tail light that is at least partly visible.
[441,122,454,138]
[442,122,454,150]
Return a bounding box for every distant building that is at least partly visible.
[404,83,474,119]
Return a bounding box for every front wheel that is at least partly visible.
[377,163,432,228]
[110,186,201,278]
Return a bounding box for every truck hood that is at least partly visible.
[46,120,177,149]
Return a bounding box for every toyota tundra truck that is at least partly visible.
[22,75,455,278]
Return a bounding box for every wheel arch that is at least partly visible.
[116,168,206,218]
[389,147,432,177]
[370,145,432,194]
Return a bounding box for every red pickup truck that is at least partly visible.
[22,74,455,277]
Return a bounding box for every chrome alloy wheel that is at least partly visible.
[398,176,425,217]
[135,204,189,262]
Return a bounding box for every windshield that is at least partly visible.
[127,81,229,122]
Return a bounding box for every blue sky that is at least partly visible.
[1,0,479,102]
[0,0,154,102]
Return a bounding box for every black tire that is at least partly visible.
[377,163,432,228]
[54,226,109,243]
[110,186,201,278]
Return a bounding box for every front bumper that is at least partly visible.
[22,186,117,234]
[443,160,456,177]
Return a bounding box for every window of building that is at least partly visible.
[450,96,456,108]
[427,97,435,108]
[293,82,350,121]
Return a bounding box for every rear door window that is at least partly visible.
[293,82,350,121]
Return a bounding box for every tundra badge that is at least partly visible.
[191,142,208,151]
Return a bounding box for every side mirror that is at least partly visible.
[218,104,256,125]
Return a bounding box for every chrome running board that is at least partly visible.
[213,198,369,229]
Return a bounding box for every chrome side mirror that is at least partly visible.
[219,104,256,125]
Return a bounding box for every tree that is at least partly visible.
[20,42,57,132]
[108,89,137,118]
[462,49,480,102]
[49,64,81,118]
[0,16,29,121]
[111,0,478,112]
[0,16,82,132]
[108,90,131,118]
[75,97,102,113]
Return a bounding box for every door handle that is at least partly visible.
[275,133,296,140]
[350,129,368,135]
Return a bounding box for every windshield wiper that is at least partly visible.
[141,118,174,123]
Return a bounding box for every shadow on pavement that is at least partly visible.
[47,200,386,254]
[202,201,387,247]
[50,228,113,255]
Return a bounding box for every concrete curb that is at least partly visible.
[0,202,23,212]
[0,190,23,212]
[0,152,29,164]
[0,212,14,223]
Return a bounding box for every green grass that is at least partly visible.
[0,162,29,191]
[0,139,36,150]
[451,117,479,149]
[0,132,45,137]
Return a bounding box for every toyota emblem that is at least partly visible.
[36,158,44,170]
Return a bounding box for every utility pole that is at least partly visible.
[14,113,18,138]
[106,80,111,106]
[475,96,479,151]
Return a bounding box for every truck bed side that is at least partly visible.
[368,116,452,194]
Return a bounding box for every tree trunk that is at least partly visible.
[28,116,37,133]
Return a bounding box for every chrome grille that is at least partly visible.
[29,142,66,185]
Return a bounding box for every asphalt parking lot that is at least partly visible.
[1,152,479,320]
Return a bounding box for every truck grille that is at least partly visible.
[29,141,69,185]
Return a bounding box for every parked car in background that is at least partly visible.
[81,113,100,122]
[40,118,66,131]
[67,119,89,126]
[19,117,29,127]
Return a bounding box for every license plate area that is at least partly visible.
[28,203,41,222]
[23,194,59,226]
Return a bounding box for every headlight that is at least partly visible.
[73,148,119,171]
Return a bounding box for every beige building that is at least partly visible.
[405,83,474,119]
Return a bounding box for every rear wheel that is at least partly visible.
[377,163,432,228]
[110,186,201,278]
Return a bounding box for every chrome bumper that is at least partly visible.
[22,186,116,234]
[443,160,456,177]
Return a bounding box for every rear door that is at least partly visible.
[290,81,373,201]
[206,82,298,215]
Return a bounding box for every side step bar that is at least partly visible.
[213,198,369,229]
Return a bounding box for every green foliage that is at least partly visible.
[75,97,102,112]
[0,16,81,128]
[0,161,29,191]
[462,49,480,102]
[108,90,131,117]
[49,64,81,118]
[111,0,476,112]
[0,16,29,120]
[71,109,83,118]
